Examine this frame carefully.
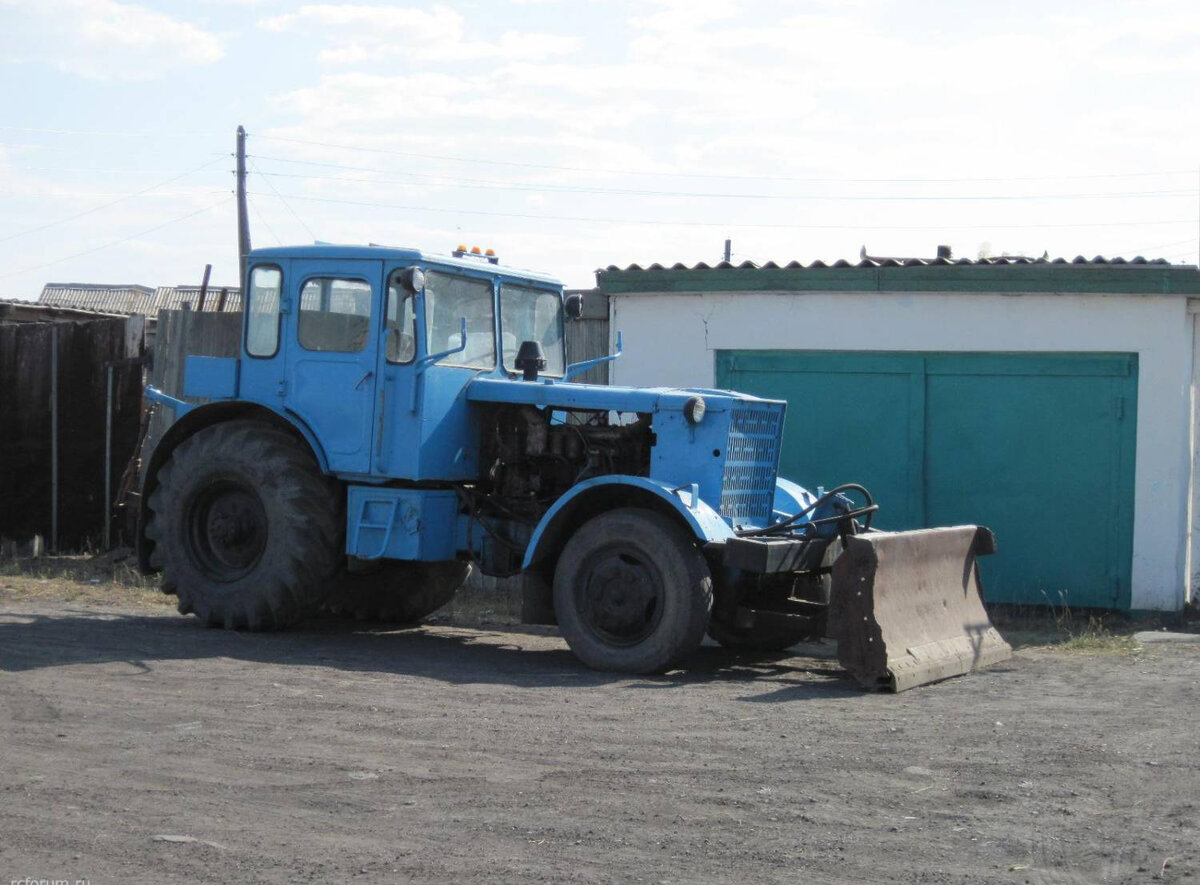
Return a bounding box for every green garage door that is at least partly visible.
[716,351,1138,609]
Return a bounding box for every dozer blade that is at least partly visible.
[829,526,1011,692]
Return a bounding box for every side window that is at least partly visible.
[246,265,282,358]
[385,273,417,364]
[424,271,495,369]
[297,277,372,353]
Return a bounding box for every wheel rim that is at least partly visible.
[184,479,268,582]
[576,544,665,646]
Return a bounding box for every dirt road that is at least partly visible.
[1,597,1197,885]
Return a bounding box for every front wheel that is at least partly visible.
[553,508,712,674]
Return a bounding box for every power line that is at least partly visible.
[248,161,1199,203]
[1118,236,1200,256]
[252,132,1197,184]
[248,158,316,241]
[0,156,228,244]
[245,190,1197,231]
[247,194,283,247]
[0,125,226,138]
[0,196,232,281]
[5,165,230,175]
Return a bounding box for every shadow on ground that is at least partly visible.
[0,607,860,701]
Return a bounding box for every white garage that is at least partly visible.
[598,254,1200,612]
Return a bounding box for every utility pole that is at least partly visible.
[197,263,212,312]
[236,125,251,285]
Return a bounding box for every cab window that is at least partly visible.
[424,271,495,369]
[245,265,282,358]
[385,270,417,364]
[500,284,565,376]
[297,278,372,353]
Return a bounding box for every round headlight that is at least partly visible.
[683,395,706,424]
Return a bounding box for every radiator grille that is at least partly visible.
[720,403,783,524]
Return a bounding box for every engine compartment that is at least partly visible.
[479,404,652,522]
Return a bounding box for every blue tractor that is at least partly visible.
[139,244,1009,690]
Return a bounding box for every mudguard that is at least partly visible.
[522,475,735,570]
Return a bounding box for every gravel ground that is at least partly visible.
[1,593,1197,885]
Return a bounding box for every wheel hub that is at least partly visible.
[187,482,267,581]
[581,550,662,645]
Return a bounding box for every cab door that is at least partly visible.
[284,258,383,475]
[372,264,422,478]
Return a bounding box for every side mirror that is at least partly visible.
[396,266,425,294]
[564,292,584,320]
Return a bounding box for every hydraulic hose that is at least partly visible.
[735,482,876,538]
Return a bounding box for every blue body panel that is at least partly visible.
[183,356,239,399]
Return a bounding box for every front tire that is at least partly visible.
[553,508,712,674]
[145,420,341,630]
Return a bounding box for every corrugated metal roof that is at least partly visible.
[0,297,130,322]
[38,283,241,315]
[39,283,156,314]
[153,285,242,312]
[600,254,1176,274]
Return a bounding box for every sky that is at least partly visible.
[1,0,1198,297]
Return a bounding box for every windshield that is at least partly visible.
[500,284,565,376]
[424,271,495,369]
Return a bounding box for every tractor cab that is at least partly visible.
[230,244,568,483]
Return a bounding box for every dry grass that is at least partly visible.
[435,574,522,626]
[0,550,170,609]
[989,605,1144,657]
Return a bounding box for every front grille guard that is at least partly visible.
[719,403,784,526]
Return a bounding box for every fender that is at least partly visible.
[522,475,736,571]
[135,394,332,574]
[773,476,819,524]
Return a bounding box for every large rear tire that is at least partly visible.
[145,420,341,630]
[326,561,471,623]
[553,508,712,674]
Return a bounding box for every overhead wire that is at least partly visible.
[245,157,1199,202]
[248,157,316,241]
[244,190,1196,232]
[247,194,283,247]
[0,155,228,244]
[252,133,1196,184]
[0,196,233,281]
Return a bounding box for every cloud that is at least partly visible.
[259,4,577,65]
[0,0,224,80]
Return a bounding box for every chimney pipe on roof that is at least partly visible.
[936,244,952,260]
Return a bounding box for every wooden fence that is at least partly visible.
[0,315,145,551]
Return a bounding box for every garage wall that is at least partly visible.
[609,290,1193,611]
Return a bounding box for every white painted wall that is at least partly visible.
[610,289,1194,611]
